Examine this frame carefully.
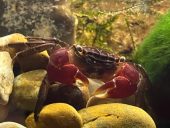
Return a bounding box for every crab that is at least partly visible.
[9,37,151,121]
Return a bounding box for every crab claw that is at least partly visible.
[47,64,88,85]
[94,63,140,98]
[115,63,140,86]
[47,48,89,85]
[49,48,69,68]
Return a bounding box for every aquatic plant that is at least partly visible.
[133,10,170,119]
[133,11,170,86]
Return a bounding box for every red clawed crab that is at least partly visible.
[12,37,151,121]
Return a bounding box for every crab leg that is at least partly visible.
[34,74,50,121]
[94,63,140,98]
[46,47,89,85]
[132,64,152,110]
[27,36,69,47]
[12,43,57,63]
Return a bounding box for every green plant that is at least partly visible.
[133,11,170,85]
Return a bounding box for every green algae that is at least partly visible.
[133,10,170,87]
[133,11,170,121]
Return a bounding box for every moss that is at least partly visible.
[133,11,170,119]
[133,10,170,86]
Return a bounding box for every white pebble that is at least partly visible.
[0,52,14,105]
[0,122,26,128]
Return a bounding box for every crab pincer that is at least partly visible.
[94,63,140,98]
[47,48,89,85]
[34,48,89,121]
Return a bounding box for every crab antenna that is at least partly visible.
[34,74,50,121]
[12,42,56,65]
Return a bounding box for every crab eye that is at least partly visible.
[76,45,83,54]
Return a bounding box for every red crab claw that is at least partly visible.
[49,48,69,68]
[34,48,89,121]
[115,63,140,86]
[47,48,89,85]
[94,63,140,98]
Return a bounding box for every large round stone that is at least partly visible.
[11,70,47,111]
[25,103,83,128]
[0,122,26,128]
[79,103,156,128]
[0,51,14,105]
[0,0,76,44]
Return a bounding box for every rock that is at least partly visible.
[79,103,156,128]
[0,0,76,45]
[0,51,14,105]
[0,33,28,60]
[88,78,104,95]
[25,103,83,128]
[86,94,136,107]
[45,84,87,110]
[25,113,36,128]
[0,104,9,121]
[16,51,49,73]
[5,109,27,125]
[0,33,49,73]
[0,33,27,47]
[0,122,26,128]
[0,0,5,18]
[11,70,47,111]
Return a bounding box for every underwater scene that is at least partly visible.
[0,0,170,128]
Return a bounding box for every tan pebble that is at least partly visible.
[0,51,14,105]
[0,122,26,128]
[11,70,47,111]
[79,103,156,128]
[0,33,27,47]
[25,113,37,128]
[25,103,83,128]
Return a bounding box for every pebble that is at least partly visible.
[0,51,14,105]
[79,103,156,128]
[25,103,83,128]
[25,103,156,128]
[0,122,26,128]
[11,70,47,111]
[0,104,8,121]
